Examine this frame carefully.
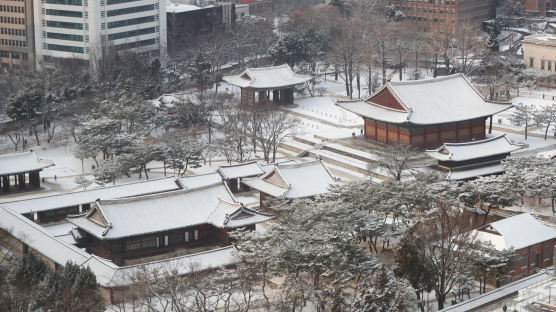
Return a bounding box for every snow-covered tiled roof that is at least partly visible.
[447,163,505,180]
[180,172,223,188]
[243,160,336,199]
[441,270,552,312]
[217,161,265,180]
[222,64,311,89]
[336,100,409,124]
[475,213,556,251]
[0,205,242,288]
[0,205,90,265]
[105,246,239,287]
[426,135,523,162]
[67,182,273,239]
[1,177,184,214]
[0,151,54,176]
[337,74,512,125]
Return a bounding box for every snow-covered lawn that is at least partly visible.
[287,96,361,127]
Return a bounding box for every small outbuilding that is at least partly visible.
[474,213,556,281]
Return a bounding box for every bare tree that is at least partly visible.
[372,143,416,181]
[257,108,298,163]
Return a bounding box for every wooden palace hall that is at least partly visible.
[337,74,513,148]
[66,181,273,265]
[223,64,311,106]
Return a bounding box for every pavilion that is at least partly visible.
[0,151,54,193]
[425,134,523,180]
[222,64,311,106]
[337,74,513,148]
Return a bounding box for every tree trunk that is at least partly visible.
[32,125,40,146]
[525,120,528,139]
[356,73,361,99]
[437,293,445,310]
[545,120,551,140]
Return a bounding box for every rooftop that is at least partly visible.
[337,74,512,125]
[524,34,556,44]
[0,205,239,288]
[217,161,265,180]
[222,64,311,90]
[1,177,184,214]
[426,134,523,162]
[243,160,336,199]
[0,151,54,176]
[474,213,556,251]
[67,182,273,240]
[446,163,505,180]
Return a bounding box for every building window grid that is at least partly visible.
[46,20,83,29]
[46,43,84,53]
[108,27,155,40]
[107,4,153,17]
[107,15,154,29]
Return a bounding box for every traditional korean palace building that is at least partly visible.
[337,74,512,148]
[473,214,556,281]
[223,64,311,106]
[0,151,54,193]
[243,160,337,207]
[1,176,185,224]
[66,181,273,265]
[425,134,523,180]
[0,174,273,303]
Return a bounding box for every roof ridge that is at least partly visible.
[98,181,226,205]
[247,63,289,71]
[389,73,463,86]
[218,160,259,168]
[276,159,322,169]
[115,245,236,271]
[0,176,181,204]
[443,134,508,147]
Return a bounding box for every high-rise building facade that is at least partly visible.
[0,0,35,69]
[390,0,496,33]
[33,0,167,69]
[523,0,555,17]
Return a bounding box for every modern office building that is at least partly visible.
[0,0,35,69]
[32,0,167,70]
[389,0,496,33]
